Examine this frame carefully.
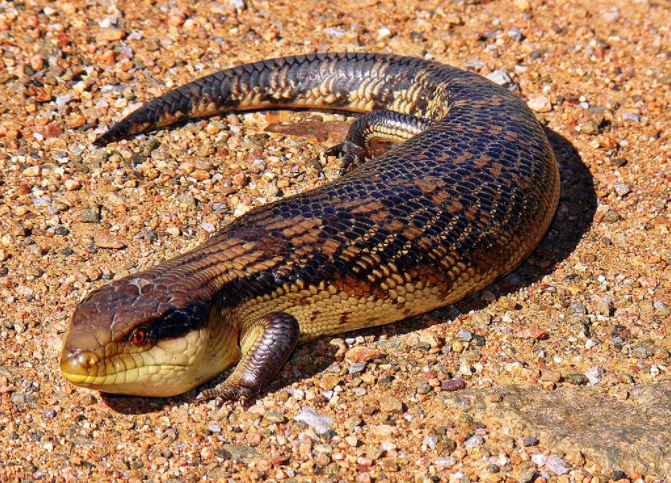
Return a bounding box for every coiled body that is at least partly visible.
[61,53,560,399]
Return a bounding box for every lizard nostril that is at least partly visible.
[60,350,100,378]
[84,352,100,368]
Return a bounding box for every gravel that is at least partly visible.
[0,0,669,481]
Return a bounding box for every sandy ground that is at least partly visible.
[0,0,670,481]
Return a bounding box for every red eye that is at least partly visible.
[131,329,146,346]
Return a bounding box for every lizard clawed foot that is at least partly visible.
[196,386,254,407]
[323,140,367,175]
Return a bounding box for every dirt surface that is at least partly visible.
[1,0,670,481]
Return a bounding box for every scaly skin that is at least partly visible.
[61,53,560,399]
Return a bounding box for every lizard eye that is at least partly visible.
[131,328,147,346]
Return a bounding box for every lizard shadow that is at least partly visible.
[102,126,596,414]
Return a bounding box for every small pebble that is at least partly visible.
[614,183,631,196]
[568,301,587,315]
[579,120,600,135]
[522,436,539,447]
[464,434,484,448]
[487,70,513,87]
[507,27,523,42]
[23,166,41,177]
[80,208,101,223]
[585,366,605,384]
[377,27,392,39]
[348,361,367,374]
[611,470,627,481]
[95,236,126,249]
[585,106,607,125]
[455,329,473,342]
[200,222,216,233]
[519,468,537,483]
[564,373,588,385]
[528,95,552,112]
[621,112,640,123]
[345,346,381,363]
[423,435,439,449]
[515,327,547,339]
[441,379,466,392]
[294,407,333,435]
[546,455,570,475]
[379,394,403,414]
[434,456,457,467]
[603,210,620,222]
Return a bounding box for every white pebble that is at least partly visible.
[486,70,512,86]
[423,435,439,449]
[546,454,570,475]
[434,456,456,467]
[464,434,484,448]
[294,407,333,435]
[585,366,605,384]
[377,27,392,39]
[200,222,216,233]
[527,95,552,113]
[622,112,640,123]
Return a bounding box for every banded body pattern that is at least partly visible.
[61,53,560,399]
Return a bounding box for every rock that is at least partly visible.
[441,382,671,477]
[487,70,513,87]
[294,407,333,435]
[455,329,473,342]
[22,166,41,177]
[434,456,457,467]
[99,29,126,41]
[220,444,260,461]
[464,434,484,448]
[263,411,287,424]
[522,436,539,447]
[369,424,398,440]
[585,366,605,384]
[603,209,620,222]
[345,346,381,363]
[596,299,615,316]
[514,0,531,11]
[319,374,340,390]
[546,455,570,475]
[614,183,631,197]
[519,468,537,483]
[621,112,640,123]
[80,207,101,223]
[515,327,547,339]
[472,312,492,325]
[344,416,363,432]
[423,435,439,449]
[579,120,599,135]
[508,27,524,42]
[611,470,627,481]
[379,394,403,414]
[564,373,588,385]
[95,235,126,249]
[528,95,552,112]
[348,361,367,374]
[585,106,607,126]
[441,379,466,392]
